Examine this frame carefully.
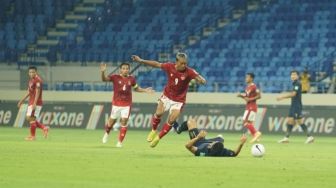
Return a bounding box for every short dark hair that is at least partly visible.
[28,66,37,71]
[119,63,130,69]
[176,52,188,61]
[290,70,299,75]
[246,72,255,79]
[208,142,224,156]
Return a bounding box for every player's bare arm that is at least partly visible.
[194,75,206,85]
[131,55,161,68]
[100,63,109,81]
[134,86,155,93]
[276,91,296,101]
[237,93,246,98]
[185,130,207,154]
[17,89,30,108]
[233,135,247,156]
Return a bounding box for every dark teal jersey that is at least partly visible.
[291,80,302,109]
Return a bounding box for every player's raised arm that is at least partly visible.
[194,74,206,85]
[131,55,161,68]
[232,135,247,156]
[185,130,207,154]
[17,89,30,108]
[100,63,110,82]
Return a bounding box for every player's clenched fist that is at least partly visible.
[131,55,142,63]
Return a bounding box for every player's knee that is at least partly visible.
[187,119,197,129]
[108,118,116,125]
[26,116,34,122]
[120,119,128,126]
[287,118,294,125]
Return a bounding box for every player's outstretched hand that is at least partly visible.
[240,134,247,144]
[197,130,207,139]
[100,63,107,72]
[131,55,142,63]
[144,87,155,93]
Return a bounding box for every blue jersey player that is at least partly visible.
[174,119,247,157]
[277,70,314,144]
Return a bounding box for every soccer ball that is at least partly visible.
[251,144,265,157]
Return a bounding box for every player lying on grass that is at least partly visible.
[174,119,247,157]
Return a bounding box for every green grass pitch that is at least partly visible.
[0,127,335,188]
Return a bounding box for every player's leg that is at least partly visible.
[278,117,295,143]
[116,107,131,147]
[296,118,314,144]
[150,109,181,148]
[174,120,189,134]
[25,105,37,141]
[102,118,117,143]
[33,106,49,138]
[243,110,261,143]
[185,119,200,139]
[147,99,165,142]
[102,105,118,143]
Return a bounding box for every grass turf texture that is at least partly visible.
[0,127,334,188]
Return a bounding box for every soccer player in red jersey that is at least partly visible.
[131,53,206,147]
[100,63,154,147]
[17,66,49,141]
[237,73,262,143]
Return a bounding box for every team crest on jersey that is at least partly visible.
[170,73,173,77]
[128,81,131,85]
[181,75,186,80]
[119,81,122,84]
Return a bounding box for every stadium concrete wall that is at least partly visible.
[0,90,335,136]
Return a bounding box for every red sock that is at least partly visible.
[105,124,112,134]
[159,123,172,139]
[118,126,128,142]
[36,121,46,129]
[151,115,161,131]
[29,121,37,137]
[246,123,257,135]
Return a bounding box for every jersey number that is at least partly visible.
[122,85,126,91]
[174,78,179,85]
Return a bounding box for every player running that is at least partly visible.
[101,63,154,147]
[277,70,314,144]
[17,66,49,141]
[237,73,262,143]
[131,53,206,147]
[175,119,247,157]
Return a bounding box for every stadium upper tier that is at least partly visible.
[0,0,334,93]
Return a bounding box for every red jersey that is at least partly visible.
[108,74,137,106]
[161,63,199,103]
[244,83,259,111]
[28,75,43,106]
